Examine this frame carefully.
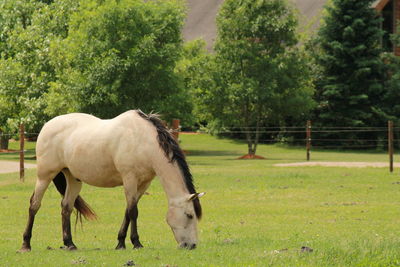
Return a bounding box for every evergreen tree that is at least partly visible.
[313,0,386,147]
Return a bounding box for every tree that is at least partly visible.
[313,0,386,146]
[0,0,79,148]
[47,0,188,121]
[175,39,215,128]
[202,0,314,157]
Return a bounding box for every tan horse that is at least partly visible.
[19,110,204,252]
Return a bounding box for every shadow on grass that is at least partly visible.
[229,138,391,156]
[186,150,242,157]
[0,150,36,162]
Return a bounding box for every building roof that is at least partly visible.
[182,0,328,50]
[373,0,390,11]
[182,0,224,50]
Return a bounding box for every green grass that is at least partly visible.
[0,140,36,163]
[1,134,400,266]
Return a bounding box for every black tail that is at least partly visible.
[53,172,97,221]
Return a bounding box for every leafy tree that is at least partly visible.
[313,0,386,146]
[47,0,187,121]
[0,0,41,57]
[0,0,78,148]
[203,0,314,157]
[0,0,46,148]
[0,59,26,148]
[175,39,215,128]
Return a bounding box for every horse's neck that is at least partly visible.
[154,158,188,200]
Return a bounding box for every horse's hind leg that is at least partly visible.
[19,176,53,252]
[60,169,82,250]
[129,204,143,248]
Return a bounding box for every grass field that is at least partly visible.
[1,134,400,266]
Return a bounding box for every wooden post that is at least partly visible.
[172,119,180,141]
[20,124,25,181]
[388,120,394,173]
[306,120,311,161]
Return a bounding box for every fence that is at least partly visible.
[305,120,395,172]
[0,120,397,182]
[210,120,398,172]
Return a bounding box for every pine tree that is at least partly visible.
[313,0,386,148]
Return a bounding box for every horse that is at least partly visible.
[19,110,204,252]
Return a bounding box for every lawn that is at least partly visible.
[0,134,400,266]
[0,140,36,163]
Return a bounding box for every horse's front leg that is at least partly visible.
[116,209,130,249]
[115,202,143,249]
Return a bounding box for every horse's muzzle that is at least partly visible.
[180,242,197,250]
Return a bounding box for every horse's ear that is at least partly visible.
[187,192,205,201]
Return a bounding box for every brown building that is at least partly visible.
[373,0,400,55]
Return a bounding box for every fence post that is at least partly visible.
[388,120,394,173]
[20,124,25,181]
[306,120,311,161]
[172,119,180,141]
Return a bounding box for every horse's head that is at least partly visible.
[166,192,205,249]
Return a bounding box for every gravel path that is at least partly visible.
[0,160,36,174]
[274,162,400,168]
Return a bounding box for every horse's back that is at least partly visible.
[36,111,158,187]
[36,113,99,156]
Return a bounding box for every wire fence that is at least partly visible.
[212,121,397,169]
[0,125,396,150]
[0,121,398,180]
[216,125,398,149]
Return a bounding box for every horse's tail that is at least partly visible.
[53,172,97,221]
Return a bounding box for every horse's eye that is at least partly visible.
[185,213,194,219]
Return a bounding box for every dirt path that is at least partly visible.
[0,160,36,174]
[274,162,400,168]
[0,160,395,173]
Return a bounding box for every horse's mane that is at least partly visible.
[136,110,202,219]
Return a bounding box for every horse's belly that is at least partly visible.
[68,162,123,188]
[82,175,123,187]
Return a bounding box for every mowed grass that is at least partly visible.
[1,134,400,266]
[0,140,36,163]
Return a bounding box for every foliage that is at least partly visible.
[312,0,386,145]
[203,0,315,156]
[2,134,400,266]
[175,39,215,128]
[47,0,187,121]
[0,0,191,137]
[0,0,79,137]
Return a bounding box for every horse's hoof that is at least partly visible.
[68,246,77,251]
[60,245,77,251]
[115,244,126,250]
[17,247,31,253]
[133,243,143,249]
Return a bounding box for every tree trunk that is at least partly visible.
[0,134,9,150]
[252,116,261,156]
[245,128,254,155]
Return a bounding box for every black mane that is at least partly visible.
[136,110,202,219]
